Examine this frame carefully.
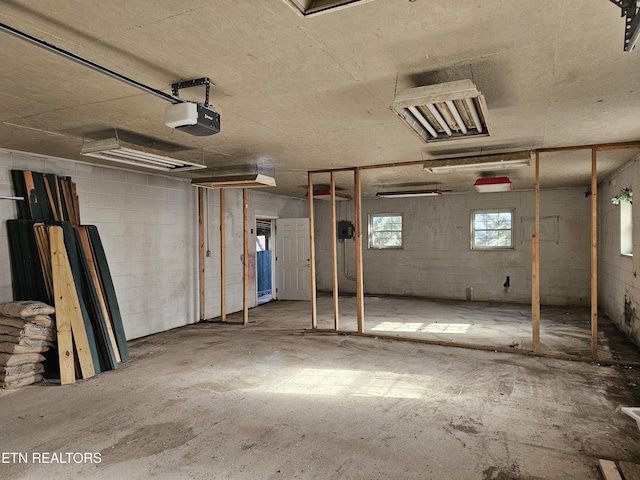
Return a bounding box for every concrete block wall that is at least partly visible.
[313,186,591,306]
[0,148,307,339]
[599,157,640,346]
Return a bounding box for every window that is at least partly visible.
[621,201,633,256]
[369,214,403,249]
[471,210,514,249]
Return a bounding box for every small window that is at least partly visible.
[369,214,403,249]
[471,210,514,249]
[621,201,633,256]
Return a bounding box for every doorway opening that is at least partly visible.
[256,218,274,304]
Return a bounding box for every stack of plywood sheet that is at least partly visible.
[6,170,129,386]
[0,301,55,389]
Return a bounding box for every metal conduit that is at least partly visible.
[0,21,183,105]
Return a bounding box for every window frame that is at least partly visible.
[368,213,403,250]
[470,209,515,250]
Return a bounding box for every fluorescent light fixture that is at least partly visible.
[392,80,491,143]
[81,137,206,172]
[423,151,531,173]
[377,189,442,198]
[473,176,512,193]
[306,188,352,201]
[191,173,276,189]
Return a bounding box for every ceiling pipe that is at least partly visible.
[0,21,183,105]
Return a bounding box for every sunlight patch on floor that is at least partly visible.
[371,322,471,334]
[268,368,431,399]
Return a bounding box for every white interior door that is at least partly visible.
[275,218,310,301]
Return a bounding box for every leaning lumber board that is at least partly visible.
[23,171,42,221]
[33,223,53,304]
[32,172,53,221]
[43,174,60,221]
[87,225,129,361]
[50,225,92,383]
[72,227,118,369]
[59,222,103,373]
[599,459,623,480]
[10,170,29,220]
[71,181,80,225]
[6,220,49,302]
[76,227,121,363]
[619,461,640,480]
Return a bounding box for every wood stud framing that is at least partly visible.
[305,140,637,362]
[532,151,541,354]
[220,189,226,321]
[198,187,205,321]
[330,172,340,330]
[591,148,598,360]
[354,169,365,332]
[243,188,249,325]
[308,172,318,329]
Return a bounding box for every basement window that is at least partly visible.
[471,210,514,250]
[621,201,633,256]
[369,214,403,249]
[282,0,374,17]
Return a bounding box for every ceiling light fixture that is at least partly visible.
[377,189,442,198]
[80,137,206,172]
[392,80,491,143]
[423,151,531,173]
[473,177,512,193]
[191,173,276,189]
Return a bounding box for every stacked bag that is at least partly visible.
[0,301,55,389]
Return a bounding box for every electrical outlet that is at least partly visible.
[206,250,211,257]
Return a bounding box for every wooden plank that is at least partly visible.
[220,189,226,321]
[619,461,640,480]
[198,187,206,321]
[52,174,64,221]
[86,225,129,361]
[599,459,623,480]
[330,172,339,330]
[7,220,48,302]
[32,172,53,221]
[10,170,30,219]
[49,225,95,380]
[71,181,80,225]
[60,178,76,225]
[33,223,53,305]
[591,148,598,360]
[76,226,121,363]
[23,171,42,221]
[354,168,365,333]
[43,175,60,221]
[532,151,541,354]
[243,188,249,325]
[308,172,317,329]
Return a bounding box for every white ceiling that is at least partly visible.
[1,0,640,197]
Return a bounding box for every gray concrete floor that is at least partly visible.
[315,295,640,364]
[1,297,640,479]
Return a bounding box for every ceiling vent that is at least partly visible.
[80,137,206,172]
[282,0,374,17]
[392,80,491,143]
